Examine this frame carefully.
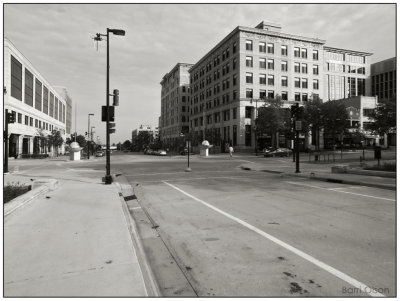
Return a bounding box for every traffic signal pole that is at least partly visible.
[105,28,112,184]
[4,109,9,174]
[295,129,300,173]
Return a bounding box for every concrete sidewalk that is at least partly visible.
[4,171,152,297]
[240,160,396,191]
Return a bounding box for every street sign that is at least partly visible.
[101,106,115,122]
[295,120,302,131]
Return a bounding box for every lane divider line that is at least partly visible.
[286,181,395,202]
[162,181,385,297]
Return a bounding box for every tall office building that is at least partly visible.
[371,57,396,101]
[4,38,69,157]
[159,63,193,148]
[161,22,375,151]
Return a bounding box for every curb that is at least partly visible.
[114,180,161,297]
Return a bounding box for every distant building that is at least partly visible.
[371,57,396,101]
[132,124,159,142]
[4,38,69,157]
[159,63,193,149]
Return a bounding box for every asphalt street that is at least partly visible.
[6,152,396,297]
[111,153,395,297]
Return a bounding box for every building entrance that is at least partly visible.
[23,138,30,154]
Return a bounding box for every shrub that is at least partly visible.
[364,162,396,172]
[4,182,31,203]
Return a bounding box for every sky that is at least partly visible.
[3,3,396,145]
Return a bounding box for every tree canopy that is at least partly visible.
[365,97,396,135]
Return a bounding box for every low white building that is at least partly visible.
[4,38,70,158]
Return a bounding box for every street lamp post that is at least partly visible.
[95,28,125,184]
[91,126,95,155]
[87,113,94,159]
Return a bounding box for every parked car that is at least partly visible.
[96,151,105,157]
[157,149,167,156]
[264,147,292,157]
[180,148,188,155]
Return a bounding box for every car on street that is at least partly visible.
[264,147,292,157]
[157,150,167,156]
[95,151,105,157]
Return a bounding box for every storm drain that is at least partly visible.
[326,178,343,184]
[124,194,137,201]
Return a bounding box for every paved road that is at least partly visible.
[110,153,395,297]
[7,153,396,297]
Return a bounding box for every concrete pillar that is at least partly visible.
[29,138,34,155]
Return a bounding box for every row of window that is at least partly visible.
[245,40,319,60]
[325,63,366,74]
[245,89,319,102]
[8,110,62,133]
[10,55,66,123]
[246,57,320,74]
[246,73,319,89]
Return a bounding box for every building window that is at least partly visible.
[313,65,319,75]
[295,77,300,88]
[295,92,300,101]
[301,48,307,59]
[246,40,253,51]
[49,92,54,118]
[268,90,275,99]
[55,98,59,120]
[282,91,288,101]
[233,90,237,100]
[246,56,253,67]
[233,58,237,70]
[259,42,266,53]
[294,62,300,73]
[233,107,237,119]
[281,45,288,56]
[267,43,274,54]
[17,113,22,123]
[281,61,288,72]
[313,50,319,60]
[246,72,253,84]
[313,79,319,90]
[260,74,266,85]
[268,75,274,86]
[260,90,266,99]
[233,42,237,53]
[233,74,237,86]
[35,119,38,128]
[25,69,34,107]
[245,106,252,118]
[246,89,253,98]
[43,86,49,115]
[25,115,28,125]
[302,93,308,102]
[302,78,308,89]
[259,58,266,69]
[35,79,42,111]
[30,117,33,126]
[281,76,288,87]
[267,59,274,70]
[224,110,230,121]
[294,47,300,58]
[301,63,308,74]
[11,55,22,101]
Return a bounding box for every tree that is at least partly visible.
[133,131,151,151]
[47,130,64,156]
[365,97,396,136]
[321,100,350,148]
[122,140,132,151]
[36,129,49,154]
[303,97,324,151]
[75,134,87,150]
[256,97,288,147]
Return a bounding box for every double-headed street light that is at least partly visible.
[95,28,125,184]
[87,113,94,159]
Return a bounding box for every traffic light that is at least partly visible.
[291,104,299,118]
[102,106,115,122]
[113,89,119,106]
[109,122,116,134]
[7,112,15,123]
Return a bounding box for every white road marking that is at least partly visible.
[163,181,385,297]
[125,170,242,177]
[286,181,395,202]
